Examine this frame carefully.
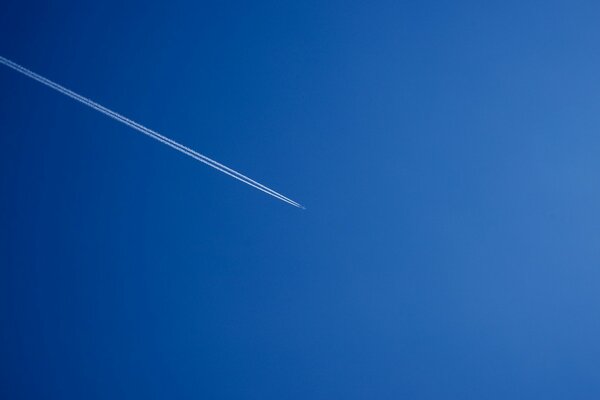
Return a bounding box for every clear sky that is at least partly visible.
[1,1,600,398]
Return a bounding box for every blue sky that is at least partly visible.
[1,1,600,398]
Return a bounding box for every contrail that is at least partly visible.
[0,55,304,209]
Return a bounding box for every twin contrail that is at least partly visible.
[0,55,304,209]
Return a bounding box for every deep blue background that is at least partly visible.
[2,1,600,398]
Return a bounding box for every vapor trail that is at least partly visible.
[0,55,304,209]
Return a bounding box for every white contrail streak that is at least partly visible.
[0,55,304,209]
